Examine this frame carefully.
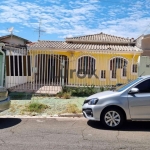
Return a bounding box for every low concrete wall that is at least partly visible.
[5,76,28,88]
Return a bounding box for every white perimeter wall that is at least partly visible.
[6,76,27,88]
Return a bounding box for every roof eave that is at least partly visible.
[29,47,143,54]
[65,39,135,45]
[0,35,31,43]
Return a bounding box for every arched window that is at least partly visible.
[110,57,128,78]
[78,56,95,75]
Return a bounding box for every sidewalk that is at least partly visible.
[0,93,86,118]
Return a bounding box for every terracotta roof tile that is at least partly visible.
[66,32,134,44]
[29,41,142,52]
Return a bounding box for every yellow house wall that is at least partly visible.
[29,50,140,86]
[68,51,139,86]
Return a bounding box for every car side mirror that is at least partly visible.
[129,88,139,94]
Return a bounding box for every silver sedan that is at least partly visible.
[82,76,150,129]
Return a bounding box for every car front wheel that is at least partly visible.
[101,108,124,129]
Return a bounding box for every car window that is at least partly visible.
[116,78,142,92]
[135,79,150,93]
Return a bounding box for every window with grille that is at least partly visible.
[101,70,106,79]
[110,57,127,78]
[6,55,31,76]
[78,56,95,75]
[132,64,137,73]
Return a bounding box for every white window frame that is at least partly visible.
[109,56,128,80]
[132,64,138,75]
[99,70,106,80]
[76,55,96,77]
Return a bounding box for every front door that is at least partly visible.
[128,79,150,119]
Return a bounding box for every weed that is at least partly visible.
[64,103,81,114]
[63,92,71,99]
[57,92,63,98]
[26,102,50,113]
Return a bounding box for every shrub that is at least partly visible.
[71,85,97,97]
[59,85,102,97]
[27,102,49,113]
[100,86,104,92]
[62,86,71,93]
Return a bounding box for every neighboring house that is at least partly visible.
[0,34,31,46]
[27,32,142,89]
[0,34,31,88]
[137,34,150,76]
[141,34,150,56]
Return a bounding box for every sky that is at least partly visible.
[0,0,150,42]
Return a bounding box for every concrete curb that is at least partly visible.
[0,113,84,119]
[59,113,83,117]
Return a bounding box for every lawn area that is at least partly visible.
[0,92,86,116]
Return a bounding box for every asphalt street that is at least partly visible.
[0,117,150,150]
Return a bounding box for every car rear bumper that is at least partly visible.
[0,97,11,112]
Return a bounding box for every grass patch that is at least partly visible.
[64,103,81,114]
[26,102,50,113]
[9,104,16,113]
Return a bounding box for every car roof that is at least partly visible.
[140,75,150,79]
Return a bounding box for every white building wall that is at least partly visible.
[138,56,150,76]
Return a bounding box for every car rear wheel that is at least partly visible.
[101,108,124,129]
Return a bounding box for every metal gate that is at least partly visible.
[5,47,70,94]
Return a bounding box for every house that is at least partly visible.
[141,34,150,56]
[27,32,142,91]
[0,34,31,88]
[1,32,143,94]
[0,34,31,46]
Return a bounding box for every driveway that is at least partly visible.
[0,118,150,150]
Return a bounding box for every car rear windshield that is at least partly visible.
[116,77,143,92]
